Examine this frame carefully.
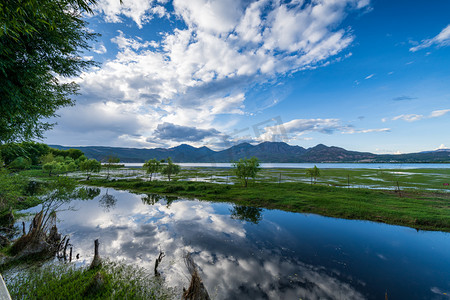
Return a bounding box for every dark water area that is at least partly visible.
[20,188,450,299]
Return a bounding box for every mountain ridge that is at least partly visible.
[49,142,450,163]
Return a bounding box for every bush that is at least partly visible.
[8,157,32,170]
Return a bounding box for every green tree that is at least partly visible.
[143,158,161,181]
[306,165,320,184]
[43,161,59,176]
[8,156,31,170]
[232,157,260,187]
[0,142,50,165]
[160,157,180,181]
[0,0,98,142]
[79,159,101,180]
[104,155,120,179]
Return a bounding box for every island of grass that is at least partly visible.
[86,178,450,232]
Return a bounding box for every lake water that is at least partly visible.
[124,162,450,169]
[20,188,450,299]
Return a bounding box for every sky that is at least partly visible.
[43,0,450,154]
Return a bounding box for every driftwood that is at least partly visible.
[182,253,210,300]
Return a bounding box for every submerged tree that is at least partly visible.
[0,0,98,142]
[232,157,260,187]
[143,158,161,181]
[160,157,180,181]
[306,165,320,184]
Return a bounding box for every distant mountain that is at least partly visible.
[49,142,450,163]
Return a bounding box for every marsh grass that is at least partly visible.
[5,260,176,299]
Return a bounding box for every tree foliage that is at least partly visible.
[104,155,120,179]
[143,158,161,181]
[232,157,260,187]
[79,158,101,180]
[160,157,180,181]
[0,142,50,165]
[0,0,98,142]
[306,165,320,184]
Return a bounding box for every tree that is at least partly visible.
[160,157,180,181]
[43,161,59,176]
[232,157,260,187]
[0,0,98,143]
[79,159,101,180]
[104,155,120,179]
[306,165,320,184]
[0,142,50,165]
[8,156,32,170]
[143,158,161,181]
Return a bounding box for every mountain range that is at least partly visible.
[49,142,450,163]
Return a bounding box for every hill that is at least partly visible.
[49,142,450,163]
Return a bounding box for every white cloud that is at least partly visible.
[364,74,374,79]
[94,0,167,28]
[410,24,450,52]
[430,109,450,118]
[436,144,448,150]
[64,0,371,147]
[342,128,391,134]
[259,118,352,142]
[392,114,424,122]
[390,109,450,122]
[93,43,107,54]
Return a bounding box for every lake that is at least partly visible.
[20,187,450,299]
[123,162,450,169]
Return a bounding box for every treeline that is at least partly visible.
[0,142,83,169]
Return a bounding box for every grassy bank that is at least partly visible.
[87,179,450,232]
[4,260,175,299]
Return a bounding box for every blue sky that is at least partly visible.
[44,0,450,153]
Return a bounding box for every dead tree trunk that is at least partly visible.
[90,239,102,269]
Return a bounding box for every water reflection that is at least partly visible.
[18,188,450,299]
[98,189,117,212]
[230,205,263,224]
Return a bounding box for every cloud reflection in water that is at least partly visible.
[50,188,368,299]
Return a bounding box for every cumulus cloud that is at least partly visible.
[258,118,346,142]
[94,0,168,28]
[59,0,371,147]
[258,118,390,141]
[410,24,450,52]
[153,122,221,142]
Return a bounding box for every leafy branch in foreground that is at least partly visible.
[0,0,99,143]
